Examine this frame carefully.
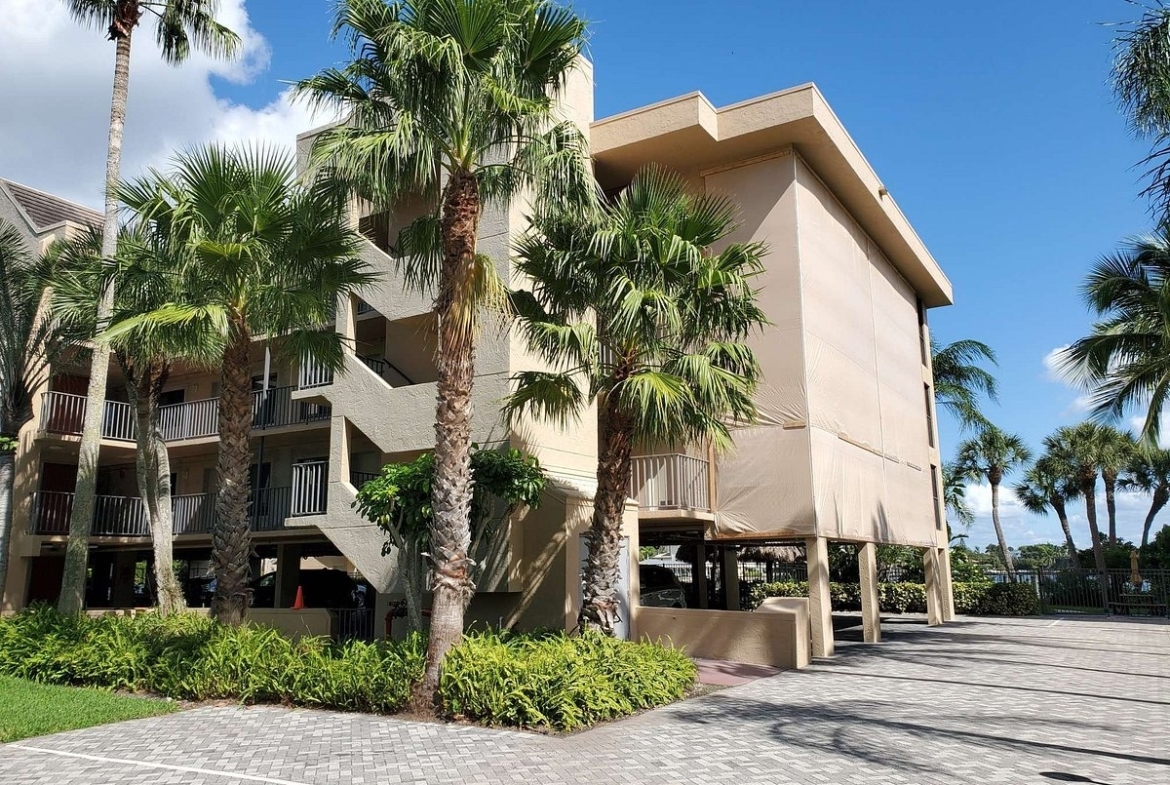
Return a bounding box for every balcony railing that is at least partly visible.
[40,388,329,443]
[350,470,380,488]
[298,359,334,390]
[30,486,299,537]
[629,454,711,512]
[291,461,328,517]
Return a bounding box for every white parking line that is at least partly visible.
[13,745,314,785]
[1047,619,1062,627]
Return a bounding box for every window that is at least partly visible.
[924,384,935,447]
[931,466,943,530]
[917,297,929,366]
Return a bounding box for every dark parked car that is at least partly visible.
[640,564,687,608]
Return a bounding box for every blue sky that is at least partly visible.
[228,0,1159,548]
[2,1,1160,550]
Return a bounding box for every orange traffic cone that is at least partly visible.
[292,586,305,610]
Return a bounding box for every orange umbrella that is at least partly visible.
[1130,551,1142,586]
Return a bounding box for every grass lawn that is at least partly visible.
[0,675,177,743]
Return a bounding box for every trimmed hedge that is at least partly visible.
[0,607,424,713]
[748,580,1038,616]
[440,630,697,731]
[0,608,697,731]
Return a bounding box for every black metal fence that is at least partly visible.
[985,568,1170,615]
[331,608,376,643]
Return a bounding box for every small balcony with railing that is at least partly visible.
[628,454,714,520]
[28,464,330,538]
[39,387,330,446]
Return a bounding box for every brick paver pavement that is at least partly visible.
[1,615,1166,784]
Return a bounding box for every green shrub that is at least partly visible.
[0,606,425,713]
[439,629,696,731]
[0,608,693,728]
[748,580,1037,617]
[977,581,1040,616]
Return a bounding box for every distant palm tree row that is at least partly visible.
[932,338,1170,590]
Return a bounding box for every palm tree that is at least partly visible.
[58,0,239,614]
[1120,444,1170,548]
[105,145,374,625]
[1044,423,1111,603]
[504,165,767,633]
[47,227,218,614]
[931,339,998,429]
[1096,426,1136,543]
[1113,4,1170,212]
[1014,455,1081,561]
[1062,232,1170,445]
[955,426,1031,580]
[294,0,593,694]
[941,461,974,528]
[0,222,61,606]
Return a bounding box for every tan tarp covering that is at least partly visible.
[706,154,938,547]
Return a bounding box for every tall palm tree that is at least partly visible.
[58,0,239,614]
[504,166,767,634]
[1014,455,1081,561]
[294,0,593,694]
[1062,231,1170,442]
[955,426,1031,580]
[105,145,375,625]
[1044,423,1111,604]
[931,338,998,430]
[941,461,974,529]
[0,222,61,606]
[47,227,218,614]
[1120,444,1170,548]
[1113,3,1170,212]
[1096,426,1136,543]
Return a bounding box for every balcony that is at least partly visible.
[28,481,315,537]
[290,461,328,517]
[39,388,330,444]
[629,454,712,512]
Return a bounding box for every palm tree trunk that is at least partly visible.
[128,362,184,615]
[581,397,634,634]
[418,170,481,704]
[211,328,254,626]
[1141,487,1168,548]
[0,448,15,608]
[58,30,133,614]
[1103,470,1119,543]
[989,480,1016,581]
[1051,498,1078,562]
[1083,482,1110,611]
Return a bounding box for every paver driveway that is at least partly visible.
[1,616,1166,784]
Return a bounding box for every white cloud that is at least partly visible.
[1043,345,1070,382]
[0,0,333,209]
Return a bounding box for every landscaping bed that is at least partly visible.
[0,607,696,733]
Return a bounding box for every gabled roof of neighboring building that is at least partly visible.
[0,179,102,232]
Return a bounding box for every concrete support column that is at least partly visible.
[721,547,740,610]
[923,547,944,626]
[275,543,302,608]
[858,542,881,643]
[695,542,709,609]
[805,536,835,657]
[111,551,137,608]
[939,546,956,621]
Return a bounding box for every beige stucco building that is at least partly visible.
[2,73,953,665]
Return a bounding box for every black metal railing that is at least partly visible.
[30,487,298,537]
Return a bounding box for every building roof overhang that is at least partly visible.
[590,84,953,308]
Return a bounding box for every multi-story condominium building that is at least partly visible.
[2,71,952,667]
